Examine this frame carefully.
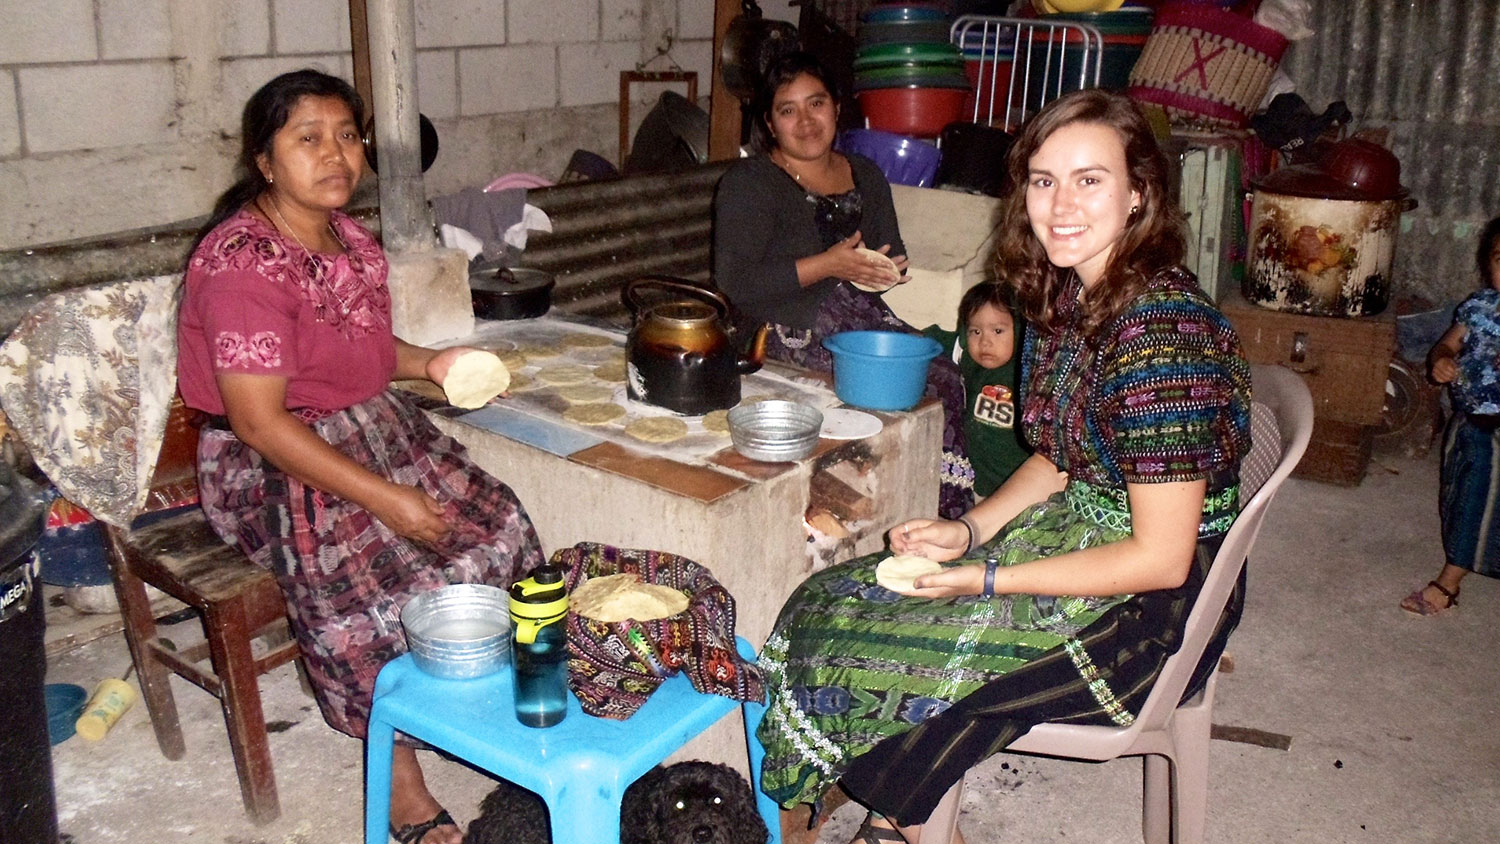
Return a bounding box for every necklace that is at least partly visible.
[261,192,345,255]
[773,150,805,184]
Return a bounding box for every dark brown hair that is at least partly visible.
[190,69,364,256]
[957,281,1014,328]
[1477,214,1500,282]
[994,90,1185,337]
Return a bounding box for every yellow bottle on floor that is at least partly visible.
[75,678,137,741]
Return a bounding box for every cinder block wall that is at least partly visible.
[0,0,719,250]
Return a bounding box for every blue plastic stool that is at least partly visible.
[365,636,762,844]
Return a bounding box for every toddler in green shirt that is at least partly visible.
[922,283,1031,498]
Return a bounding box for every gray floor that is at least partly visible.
[41,448,1500,843]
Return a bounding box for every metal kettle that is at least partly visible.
[622,277,767,415]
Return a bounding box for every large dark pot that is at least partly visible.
[1245,165,1417,318]
[720,0,799,101]
[622,277,767,415]
[470,267,555,320]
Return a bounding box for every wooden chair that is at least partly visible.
[104,398,299,825]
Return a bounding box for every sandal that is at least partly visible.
[390,808,457,844]
[853,812,906,844]
[1400,580,1459,616]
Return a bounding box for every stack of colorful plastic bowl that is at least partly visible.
[854,3,970,138]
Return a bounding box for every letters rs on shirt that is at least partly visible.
[973,384,1015,429]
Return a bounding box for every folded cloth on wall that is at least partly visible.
[0,275,181,527]
[432,186,527,262]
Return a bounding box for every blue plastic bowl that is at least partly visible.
[823,331,942,412]
[836,129,942,188]
[46,683,88,745]
[863,4,949,24]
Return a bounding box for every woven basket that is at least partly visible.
[1127,3,1288,129]
[554,542,763,720]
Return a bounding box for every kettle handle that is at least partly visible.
[622,276,731,320]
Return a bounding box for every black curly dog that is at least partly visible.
[464,760,768,844]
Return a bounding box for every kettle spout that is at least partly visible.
[738,323,769,375]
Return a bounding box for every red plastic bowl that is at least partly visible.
[857,87,969,138]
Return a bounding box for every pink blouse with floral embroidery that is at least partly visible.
[177,208,396,415]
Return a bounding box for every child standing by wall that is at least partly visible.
[922,283,1031,498]
[1401,215,1500,615]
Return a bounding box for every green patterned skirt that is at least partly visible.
[756,480,1145,810]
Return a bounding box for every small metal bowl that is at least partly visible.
[728,400,824,462]
[401,584,512,680]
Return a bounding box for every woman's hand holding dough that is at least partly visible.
[824,232,905,291]
[888,518,968,562]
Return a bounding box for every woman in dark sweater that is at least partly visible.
[713,52,974,518]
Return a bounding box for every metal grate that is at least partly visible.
[950,15,1104,133]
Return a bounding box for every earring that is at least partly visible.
[1130,204,1139,214]
[265,174,273,184]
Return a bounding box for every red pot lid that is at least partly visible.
[1252,163,1408,201]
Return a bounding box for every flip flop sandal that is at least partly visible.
[1400,580,1459,616]
[391,808,457,844]
[854,812,907,843]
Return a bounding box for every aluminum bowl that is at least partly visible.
[728,400,824,462]
[401,584,512,680]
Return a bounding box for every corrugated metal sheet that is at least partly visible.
[1282,0,1500,306]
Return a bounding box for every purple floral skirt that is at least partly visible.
[764,284,974,518]
[196,390,545,738]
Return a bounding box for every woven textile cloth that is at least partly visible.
[555,542,765,720]
[0,275,181,527]
[197,390,546,738]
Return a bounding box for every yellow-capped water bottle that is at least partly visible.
[509,565,569,727]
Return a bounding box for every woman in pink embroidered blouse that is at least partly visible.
[177,70,542,844]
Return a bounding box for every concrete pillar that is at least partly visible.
[366,0,431,255]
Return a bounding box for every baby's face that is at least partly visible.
[965,303,1015,369]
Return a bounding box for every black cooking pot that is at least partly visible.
[470,267,555,320]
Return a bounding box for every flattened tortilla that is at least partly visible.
[625,416,689,443]
[563,403,626,426]
[849,247,901,292]
[442,351,510,409]
[874,554,943,593]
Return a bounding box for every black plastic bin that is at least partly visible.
[0,460,54,844]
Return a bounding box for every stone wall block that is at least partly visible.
[0,73,20,159]
[416,50,459,120]
[678,0,715,41]
[509,0,597,44]
[602,0,643,42]
[223,1,273,56]
[100,0,173,60]
[458,45,556,115]
[217,56,354,135]
[416,0,507,48]
[559,42,642,108]
[20,63,179,155]
[273,0,352,54]
[0,0,96,64]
